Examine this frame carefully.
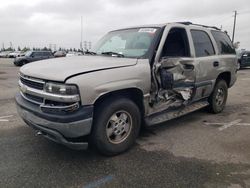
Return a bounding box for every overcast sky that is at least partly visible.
[0,0,249,50]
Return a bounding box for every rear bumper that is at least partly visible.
[15,93,93,150]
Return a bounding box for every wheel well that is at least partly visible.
[217,72,231,87]
[94,88,145,116]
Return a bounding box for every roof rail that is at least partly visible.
[176,22,221,30]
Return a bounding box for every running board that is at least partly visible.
[145,101,209,126]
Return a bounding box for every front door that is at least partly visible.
[158,27,197,102]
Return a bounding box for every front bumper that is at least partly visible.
[15,93,93,150]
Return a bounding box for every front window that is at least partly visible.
[93,28,160,58]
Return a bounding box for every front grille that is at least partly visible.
[20,76,44,90]
[19,74,80,114]
[24,93,43,104]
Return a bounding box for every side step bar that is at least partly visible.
[145,101,209,126]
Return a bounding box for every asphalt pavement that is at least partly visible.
[0,58,250,188]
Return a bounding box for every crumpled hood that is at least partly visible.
[20,55,137,82]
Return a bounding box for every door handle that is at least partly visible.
[213,61,219,67]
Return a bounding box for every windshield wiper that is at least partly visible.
[101,51,125,57]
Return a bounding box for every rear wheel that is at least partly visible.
[91,97,141,156]
[208,80,228,113]
[14,60,27,66]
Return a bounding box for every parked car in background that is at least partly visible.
[238,51,250,69]
[54,51,67,58]
[14,51,54,66]
[8,51,22,58]
[0,51,12,58]
[66,52,83,57]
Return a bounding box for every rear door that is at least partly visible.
[189,29,219,100]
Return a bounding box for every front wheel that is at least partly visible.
[91,97,141,156]
[208,80,228,114]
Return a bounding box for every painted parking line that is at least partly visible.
[240,78,250,81]
[83,175,114,188]
[0,115,13,122]
[204,119,250,131]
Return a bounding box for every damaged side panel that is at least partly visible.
[148,58,196,115]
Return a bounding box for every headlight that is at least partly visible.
[44,82,79,95]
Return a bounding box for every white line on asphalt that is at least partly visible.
[0,119,9,122]
[237,123,250,126]
[204,119,245,131]
[240,78,250,81]
[218,119,242,131]
[0,115,13,122]
[0,115,13,119]
[83,175,114,188]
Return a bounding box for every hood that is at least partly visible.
[20,55,137,82]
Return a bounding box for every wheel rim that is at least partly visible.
[215,88,225,106]
[106,110,132,144]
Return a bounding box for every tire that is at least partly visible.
[14,60,26,66]
[208,79,228,114]
[91,97,141,156]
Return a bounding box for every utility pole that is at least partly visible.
[232,10,237,43]
[80,16,83,51]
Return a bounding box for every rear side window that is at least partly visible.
[211,31,235,54]
[43,52,51,56]
[191,30,215,57]
[32,52,40,57]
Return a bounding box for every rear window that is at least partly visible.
[211,31,235,55]
[191,30,215,57]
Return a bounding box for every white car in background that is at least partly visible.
[0,51,12,58]
[8,51,22,58]
[66,52,83,57]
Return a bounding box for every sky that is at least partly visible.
[0,0,249,50]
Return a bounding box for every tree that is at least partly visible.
[22,47,30,52]
[42,47,48,51]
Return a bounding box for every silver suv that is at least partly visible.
[16,22,237,155]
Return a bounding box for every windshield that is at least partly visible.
[25,51,32,57]
[92,28,160,58]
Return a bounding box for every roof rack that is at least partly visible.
[177,22,221,30]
